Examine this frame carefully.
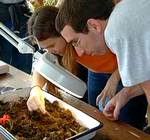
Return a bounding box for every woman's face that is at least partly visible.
[38,36,67,56]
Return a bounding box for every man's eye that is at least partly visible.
[72,39,80,48]
[72,41,77,47]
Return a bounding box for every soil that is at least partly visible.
[0,98,86,140]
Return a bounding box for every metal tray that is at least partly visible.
[0,125,17,140]
[0,88,103,140]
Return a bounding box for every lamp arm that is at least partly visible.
[0,22,35,54]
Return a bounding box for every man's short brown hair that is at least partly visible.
[55,0,114,33]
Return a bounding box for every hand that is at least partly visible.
[27,86,46,114]
[103,87,136,120]
[96,74,119,108]
[140,80,150,104]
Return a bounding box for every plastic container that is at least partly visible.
[98,96,110,112]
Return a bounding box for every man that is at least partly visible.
[55,0,150,122]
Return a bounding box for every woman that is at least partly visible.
[27,6,81,113]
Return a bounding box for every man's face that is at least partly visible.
[61,24,107,57]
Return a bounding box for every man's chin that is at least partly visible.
[91,52,100,56]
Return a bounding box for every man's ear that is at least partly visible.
[87,19,102,33]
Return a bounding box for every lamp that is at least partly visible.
[0,22,87,98]
[34,52,87,98]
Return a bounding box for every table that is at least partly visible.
[0,64,32,88]
[0,65,150,140]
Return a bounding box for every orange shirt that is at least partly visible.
[76,51,117,73]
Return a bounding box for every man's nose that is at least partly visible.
[75,47,84,56]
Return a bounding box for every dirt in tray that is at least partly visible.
[0,98,87,140]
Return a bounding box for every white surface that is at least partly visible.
[0,61,9,74]
[34,52,87,98]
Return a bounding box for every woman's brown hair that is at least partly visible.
[28,5,77,73]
